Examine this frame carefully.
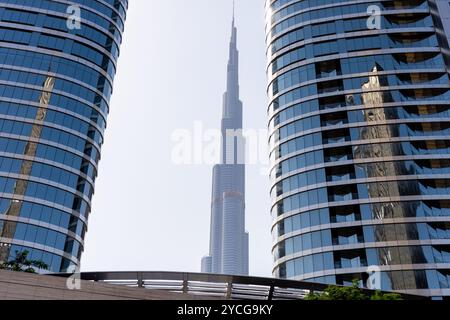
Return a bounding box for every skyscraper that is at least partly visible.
[201,14,249,276]
[266,0,450,297]
[0,0,127,272]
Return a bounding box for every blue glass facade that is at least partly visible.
[267,0,450,296]
[0,0,127,272]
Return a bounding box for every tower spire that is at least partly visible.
[231,0,236,44]
[232,0,235,26]
[224,2,239,117]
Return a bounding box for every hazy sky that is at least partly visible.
[81,0,273,277]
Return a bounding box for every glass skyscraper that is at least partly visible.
[0,0,127,272]
[202,15,249,276]
[267,0,450,297]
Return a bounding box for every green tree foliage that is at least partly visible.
[370,290,403,301]
[0,250,49,274]
[305,280,402,300]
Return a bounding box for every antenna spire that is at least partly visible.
[232,0,235,26]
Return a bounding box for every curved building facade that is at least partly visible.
[0,0,127,272]
[266,0,450,297]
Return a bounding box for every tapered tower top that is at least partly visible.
[223,2,240,119]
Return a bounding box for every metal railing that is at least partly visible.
[52,271,425,300]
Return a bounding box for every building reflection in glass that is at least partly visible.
[0,75,55,262]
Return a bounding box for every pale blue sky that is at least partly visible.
[81,0,273,277]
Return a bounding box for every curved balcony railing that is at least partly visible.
[52,271,424,300]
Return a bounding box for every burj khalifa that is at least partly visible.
[201,14,249,276]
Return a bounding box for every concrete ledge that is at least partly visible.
[0,270,213,300]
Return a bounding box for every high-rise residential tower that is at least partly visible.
[202,15,249,276]
[0,0,127,272]
[266,0,450,297]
